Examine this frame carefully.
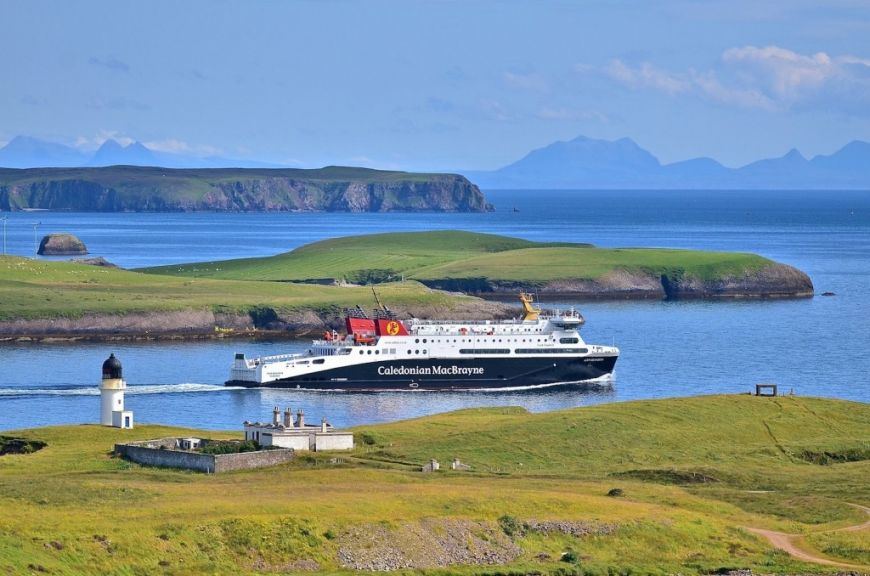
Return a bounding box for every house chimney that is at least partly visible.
[272,406,280,425]
[283,407,293,427]
[320,417,328,433]
[296,408,305,428]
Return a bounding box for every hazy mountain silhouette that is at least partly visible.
[0,136,282,169]
[89,140,158,166]
[466,135,870,189]
[0,136,89,167]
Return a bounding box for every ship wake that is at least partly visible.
[0,383,243,398]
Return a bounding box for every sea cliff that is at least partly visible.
[0,166,490,212]
[420,262,814,300]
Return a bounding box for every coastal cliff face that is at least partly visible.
[420,263,814,300]
[0,300,514,342]
[0,166,490,212]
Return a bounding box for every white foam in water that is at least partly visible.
[0,383,241,397]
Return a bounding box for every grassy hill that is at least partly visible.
[141,230,584,283]
[140,230,809,299]
[1,396,867,574]
[0,255,473,322]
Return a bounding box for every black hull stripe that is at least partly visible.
[227,355,618,391]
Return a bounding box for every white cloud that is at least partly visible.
[74,130,134,150]
[346,156,403,170]
[479,98,514,122]
[143,138,222,156]
[503,71,548,92]
[605,60,691,95]
[595,45,870,114]
[690,70,776,110]
[723,46,834,99]
[536,106,608,122]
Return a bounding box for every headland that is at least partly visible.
[2,395,868,574]
[0,166,490,212]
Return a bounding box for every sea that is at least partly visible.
[1,189,868,432]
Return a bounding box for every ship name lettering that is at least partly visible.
[377,365,484,376]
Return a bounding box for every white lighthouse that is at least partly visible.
[100,353,133,429]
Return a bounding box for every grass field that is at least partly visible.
[140,230,772,284]
[0,255,468,321]
[1,395,867,575]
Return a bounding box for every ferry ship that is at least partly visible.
[226,294,618,391]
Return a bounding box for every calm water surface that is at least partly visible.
[1,190,868,431]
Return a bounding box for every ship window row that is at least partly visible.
[459,348,511,354]
[514,348,588,354]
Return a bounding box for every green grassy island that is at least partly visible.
[0,231,813,341]
[1,395,868,574]
[143,230,814,300]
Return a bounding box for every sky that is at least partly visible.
[2,0,869,170]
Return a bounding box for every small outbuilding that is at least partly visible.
[243,407,353,452]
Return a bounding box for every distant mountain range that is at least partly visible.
[465,135,870,190]
[4,134,869,189]
[0,136,281,169]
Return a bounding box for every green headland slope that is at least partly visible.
[0,166,490,212]
[142,230,814,299]
[1,395,867,574]
[0,255,504,341]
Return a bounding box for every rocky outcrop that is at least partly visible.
[420,263,814,300]
[660,262,814,299]
[0,166,491,212]
[70,256,120,268]
[37,233,87,255]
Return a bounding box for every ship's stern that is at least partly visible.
[225,353,262,387]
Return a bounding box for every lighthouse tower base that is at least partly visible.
[112,410,134,429]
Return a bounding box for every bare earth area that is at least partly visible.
[747,504,870,570]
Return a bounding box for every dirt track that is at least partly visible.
[747,504,870,570]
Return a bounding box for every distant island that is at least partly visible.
[0,166,489,212]
[145,230,813,301]
[465,135,870,190]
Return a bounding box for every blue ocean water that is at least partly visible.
[1,190,868,431]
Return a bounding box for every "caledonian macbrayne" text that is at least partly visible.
[377,365,485,376]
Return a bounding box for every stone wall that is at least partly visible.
[115,442,216,472]
[115,438,294,473]
[213,447,295,472]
